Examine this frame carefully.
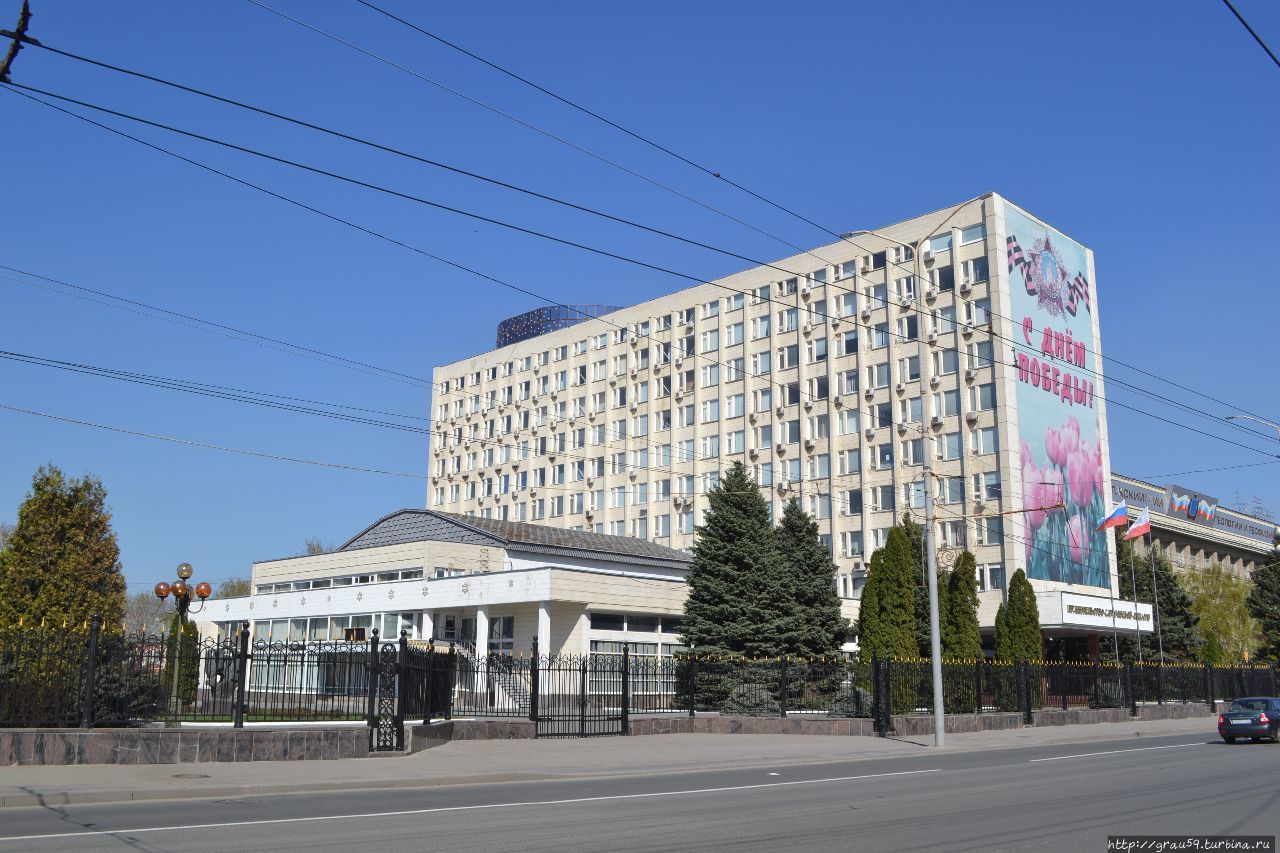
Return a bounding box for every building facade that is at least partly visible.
[427,193,1130,634]
[1111,474,1277,577]
[204,510,691,661]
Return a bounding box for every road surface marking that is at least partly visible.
[0,768,942,843]
[1029,742,1206,762]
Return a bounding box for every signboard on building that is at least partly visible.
[1006,202,1110,588]
[1039,591,1152,633]
[1110,479,1276,544]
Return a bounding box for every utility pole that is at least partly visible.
[0,1,35,84]
[923,464,946,747]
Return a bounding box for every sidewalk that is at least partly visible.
[0,716,1215,808]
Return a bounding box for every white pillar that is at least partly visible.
[537,601,552,655]
[421,611,434,643]
[475,607,490,658]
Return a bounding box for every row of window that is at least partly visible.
[253,567,462,596]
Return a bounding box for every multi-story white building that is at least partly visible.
[428,193,1132,638]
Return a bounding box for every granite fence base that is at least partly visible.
[1,727,369,766]
[409,701,1219,747]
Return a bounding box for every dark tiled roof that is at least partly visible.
[339,509,691,569]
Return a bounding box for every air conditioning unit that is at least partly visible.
[748,448,759,459]
[860,307,873,320]
[803,399,813,410]
[962,324,974,338]
[533,365,540,375]
[629,401,638,413]
[803,322,813,336]
[776,405,786,417]
[801,283,812,297]
[965,368,977,382]
[804,438,815,452]
[897,295,911,308]
[860,260,871,275]
[630,367,639,378]
[608,376,617,386]
[588,410,597,421]
[931,415,944,428]
[966,410,980,424]
[863,387,875,400]
[775,442,786,454]
[930,375,941,388]
[895,381,906,394]
[629,469,637,480]
[675,356,684,367]
[925,288,937,302]
[864,426,876,439]
[927,332,938,344]
[897,422,908,434]
[675,389,684,401]
[630,336,640,348]
[959,282,972,295]
[833,395,843,407]
[831,316,841,328]
[922,249,934,264]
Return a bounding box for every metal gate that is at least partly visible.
[532,651,629,738]
[368,636,402,752]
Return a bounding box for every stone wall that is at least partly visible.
[0,727,368,765]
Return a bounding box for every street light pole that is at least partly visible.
[1225,414,1280,439]
[923,464,946,747]
[154,562,212,727]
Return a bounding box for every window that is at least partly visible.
[870,484,890,512]
[976,516,1003,545]
[753,350,772,376]
[725,322,744,346]
[726,429,746,454]
[865,284,888,309]
[808,493,832,520]
[959,223,986,245]
[702,300,720,319]
[839,330,858,356]
[939,520,965,548]
[876,443,894,469]
[727,293,744,312]
[633,482,648,505]
[701,399,720,423]
[778,308,798,332]
[898,355,920,382]
[679,511,695,534]
[938,476,964,504]
[872,323,890,348]
[986,564,1006,591]
[840,369,859,395]
[810,414,829,439]
[972,426,999,455]
[967,296,992,325]
[633,415,648,437]
[901,396,923,424]
[871,251,886,270]
[810,453,830,478]
[726,357,744,382]
[929,233,953,254]
[778,278,798,296]
[872,402,892,429]
[751,315,771,339]
[726,393,746,418]
[839,260,859,281]
[972,383,997,411]
[843,489,863,515]
[751,285,770,305]
[840,530,863,557]
[778,344,800,369]
[903,480,925,508]
[809,336,828,363]
[974,471,1001,501]
[590,612,625,631]
[701,434,720,458]
[968,340,995,369]
[935,389,960,418]
[896,315,919,341]
[934,305,957,334]
[756,461,773,486]
[701,364,719,387]
[839,409,860,435]
[961,256,990,285]
[934,349,959,375]
[901,438,925,466]
[868,362,891,389]
[701,329,719,352]
[654,514,671,538]
[784,382,801,405]
[937,432,963,460]
[932,265,955,292]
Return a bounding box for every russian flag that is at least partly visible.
[1096,501,1128,531]
[1123,507,1152,541]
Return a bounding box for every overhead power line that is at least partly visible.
[0,402,427,479]
[345,1,1279,427]
[1221,0,1280,72]
[6,84,1278,470]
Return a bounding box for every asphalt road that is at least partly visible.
[0,733,1275,852]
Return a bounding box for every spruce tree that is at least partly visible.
[857,526,917,659]
[945,551,984,659]
[0,465,125,628]
[681,462,789,657]
[775,500,850,656]
[1115,532,1199,661]
[995,569,1042,661]
[1246,556,1280,661]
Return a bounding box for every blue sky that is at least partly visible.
[1,0,1277,595]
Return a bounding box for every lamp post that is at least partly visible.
[153,563,212,725]
[1225,414,1280,439]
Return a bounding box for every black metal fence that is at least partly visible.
[0,620,457,746]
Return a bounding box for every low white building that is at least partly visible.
[202,509,691,662]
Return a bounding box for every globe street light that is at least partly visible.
[154,563,212,725]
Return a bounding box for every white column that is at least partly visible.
[475,607,489,658]
[421,611,434,643]
[537,601,552,655]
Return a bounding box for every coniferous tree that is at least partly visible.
[857,526,918,659]
[995,569,1042,661]
[945,551,984,659]
[1246,556,1280,661]
[0,465,125,628]
[1115,532,1199,661]
[681,463,789,657]
[776,500,850,656]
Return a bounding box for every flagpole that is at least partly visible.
[1147,530,1164,665]
[1129,535,1143,666]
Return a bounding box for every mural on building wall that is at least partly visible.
[1006,203,1110,588]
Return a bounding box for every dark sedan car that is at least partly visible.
[1218,697,1280,743]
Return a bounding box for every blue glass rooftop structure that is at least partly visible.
[496,305,622,348]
